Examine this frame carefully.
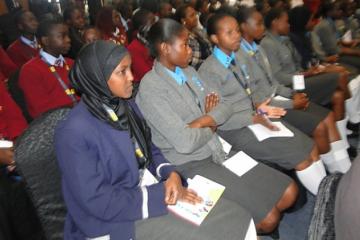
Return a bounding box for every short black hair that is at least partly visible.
[289,5,312,32]
[14,9,30,25]
[264,7,286,29]
[132,8,152,31]
[206,12,232,36]
[63,7,81,22]
[236,6,257,24]
[147,18,185,57]
[174,4,191,22]
[36,18,64,39]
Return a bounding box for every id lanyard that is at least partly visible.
[229,61,256,111]
[103,103,148,169]
[41,58,77,105]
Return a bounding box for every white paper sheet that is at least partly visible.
[222,151,258,178]
[247,122,294,142]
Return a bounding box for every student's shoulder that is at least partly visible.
[6,39,21,52]
[198,55,219,74]
[20,57,45,74]
[56,102,98,137]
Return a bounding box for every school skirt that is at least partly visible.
[218,121,314,170]
[303,72,338,106]
[175,157,291,223]
[282,102,330,135]
[136,197,252,240]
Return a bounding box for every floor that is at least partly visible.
[262,133,359,240]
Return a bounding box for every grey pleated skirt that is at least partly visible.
[218,121,314,170]
[176,157,292,223]
[136,197,252,240]
[303,72,338,106]
[283,102,330,135]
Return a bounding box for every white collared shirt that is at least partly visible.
[20,36,38,49]
[40,49,65,67]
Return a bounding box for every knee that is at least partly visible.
[296,146,319,170]
[332,90,345,103]
[257,207,281,233]
[313,121,327,136]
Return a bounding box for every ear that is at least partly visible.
[240,22,247,33]
[160,42,169,56]
[210,34,219,45]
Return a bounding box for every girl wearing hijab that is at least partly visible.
[55,41,255,240]
[137,18,299,236]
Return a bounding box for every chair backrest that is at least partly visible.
[307,173,343,240]
[14,108,71,240]
[7,69,33,123]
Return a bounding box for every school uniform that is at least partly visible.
[198,47,314,170]
[136,60,292,223]
[0,47,17,81]
[18,49,77,119]
[0,81,27,140]
[6,36,40,68]
[56,99,252,240]
[127,38,154,82]
[312,18,360,70]
[260,31,338,106]
[239,39,329,135]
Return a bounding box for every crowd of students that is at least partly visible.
[0,0,360,239]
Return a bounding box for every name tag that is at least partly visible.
[292,75,305,90]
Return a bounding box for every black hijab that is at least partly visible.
[70,40,152,168]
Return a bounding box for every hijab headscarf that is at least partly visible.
[70,40,152,169]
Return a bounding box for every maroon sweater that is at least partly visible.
[19,56,77,119]
[7,39,40,68]
[0,81,28,140]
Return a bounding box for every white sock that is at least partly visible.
[323,140,351,174]
[296,160,326,195]
[336,117,350,149]
[345,98,360,124]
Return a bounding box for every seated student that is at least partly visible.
[55,40,255,240]
[312,1,360,70]
[259,8,354,151]
[63,7,86,59]
[260,8,342,109]
[127,9,156,83]
[198,13,337,195]
[174,4,212,69]
[0,47,17,82]
[82,26,101,45]
[289,6,360,139]
[18,18,78,119]
[236,7,351,174]
[137,18,298,234]
[0,81,43,240]
[6,10,40,68]
[96,7,128,46]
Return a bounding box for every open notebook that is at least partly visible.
[168,175,225,226]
